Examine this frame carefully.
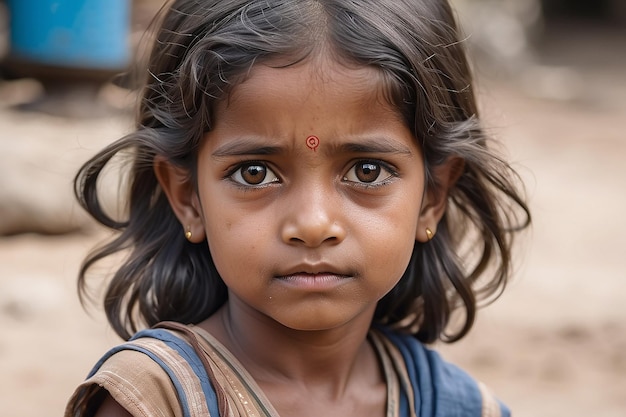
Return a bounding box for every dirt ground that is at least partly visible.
[0,20,625,417]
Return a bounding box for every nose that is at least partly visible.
[280,184,347,248]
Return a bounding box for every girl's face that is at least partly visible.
[190,58,432,331]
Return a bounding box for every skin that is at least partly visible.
[97,55,459,417]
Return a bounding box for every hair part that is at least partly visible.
[76,0,530,342]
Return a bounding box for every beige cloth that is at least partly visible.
[66,342,186,417]
[65,326,403,417]
[65,324,500,417]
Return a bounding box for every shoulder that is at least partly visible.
[373,327,510,417]
[65,327,211,417]
[65,346,183,417]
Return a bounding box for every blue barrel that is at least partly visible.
[7,0,131,70]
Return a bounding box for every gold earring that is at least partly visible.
[184,227,192,241]
[425,228,434,241]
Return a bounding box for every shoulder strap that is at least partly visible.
[375,328,509,417]
[154,321,231,416]
[142,324,503,417]
[86,324,221,417]
[477,382,503,417]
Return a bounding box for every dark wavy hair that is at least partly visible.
[76,0,530,342]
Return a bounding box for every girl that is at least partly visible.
[66,0,530,416]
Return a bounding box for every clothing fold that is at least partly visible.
[65,323,508,417]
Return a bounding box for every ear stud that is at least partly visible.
[425,228,434,241]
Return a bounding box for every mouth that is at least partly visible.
[275,272,353,290]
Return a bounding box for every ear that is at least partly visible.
[416,157,464,242]
[154,156,206,243]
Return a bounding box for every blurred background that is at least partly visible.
[0,1,624,416]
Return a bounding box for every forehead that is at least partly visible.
[201,56,419,160]
[217,57,402,124]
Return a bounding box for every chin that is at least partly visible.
[271,305,374,333]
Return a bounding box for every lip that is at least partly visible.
[275,272,353,290]
[275,263,354,290]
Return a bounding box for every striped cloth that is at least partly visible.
[65,322,506,417]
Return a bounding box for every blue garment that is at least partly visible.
[72,324,510,417]
[380,328,510,417]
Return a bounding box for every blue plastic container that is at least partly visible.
[7,0,131,70]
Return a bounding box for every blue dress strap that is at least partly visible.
[377,328,510,417]
[85,327,220,417]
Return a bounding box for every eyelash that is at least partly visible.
[225,159,398,189]
[342,160,398,189]
[226,161,280,188]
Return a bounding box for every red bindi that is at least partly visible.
[306,135,320,152]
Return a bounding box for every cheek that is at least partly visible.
[204,212,271,278]
[381,230,417,276]
[358,205,418,272]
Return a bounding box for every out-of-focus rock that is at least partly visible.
[0,79,132,235]
[451,0,544,74]
[0,274,67,320]
[451,0,598,103]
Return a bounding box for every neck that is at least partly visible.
[201,299,378,399]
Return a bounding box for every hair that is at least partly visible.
[75,0,530,342]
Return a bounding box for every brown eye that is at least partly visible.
[230,162,279,186]
[354,162,381,183]
[241,164,266,184]
[343,160,396,187]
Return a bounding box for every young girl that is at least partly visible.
[66,0,530,416]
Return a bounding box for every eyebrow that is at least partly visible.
[330,139,413,156]
[212,140,284,158]
[211,137,414,158]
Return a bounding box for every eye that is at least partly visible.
[230,162,279,186]
[343,160,396,186]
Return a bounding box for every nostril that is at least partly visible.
[288,234,340,247]
[281,208,346,247]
